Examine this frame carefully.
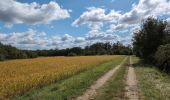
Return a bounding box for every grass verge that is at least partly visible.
[93,57,129,100]
[132,56,170,100]
[13,56,126,100]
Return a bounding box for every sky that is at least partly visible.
[0,0,170,50]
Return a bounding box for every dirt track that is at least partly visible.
[125,57,139,100]
[76,57,127,100]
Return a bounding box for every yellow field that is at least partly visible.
[0,56,118,98]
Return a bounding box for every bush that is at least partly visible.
[155,44,170,73]
[0,54,5,61]
[17,52,28,59]
[24,51,37,58]
[67,52,77,56]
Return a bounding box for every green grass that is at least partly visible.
[93,57,129,100]
[132,56,170,100]
[13,56,126,100]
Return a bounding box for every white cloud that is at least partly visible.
[120,0,170,25]
[85,29,119,42]
[119,35,132,45]
[0,0,70,25]
[61,34,74,42]
[0,29,128,49]
[72,7,120,30]
[120,29,129,33]
[71,7,123,45]
[0,29,47,46]
[107,24,128,33]
[0,34,7,41]
[167,18,170,25]
[71,0,170,47]
[1,0,170,49]
[0,29,49,49]
[75,37,86,43]
[0,29,88,49]
[153,0,170,15]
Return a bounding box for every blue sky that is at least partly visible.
[0,0,170,49]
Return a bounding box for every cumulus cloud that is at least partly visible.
[76,0,170,46]
[0,29,89,49]
[120,29,129,33]
[61,34,74,42]
[71,7,123,44]
[85,29,120,44]
[71,0,170,47]
[120,0,170,24]
[0,29,44,49]
[75,37,86,43]
[0,29,126,49]
[72,7,120,30]
[0,0,70,25]
[107,24,129,33]
[153,0,170,15]
[1,0,170,49]
[167,18,170,25]
[0,29,49,49]
[119,0,157,24]
[84,29,132,46]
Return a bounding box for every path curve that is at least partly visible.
[125,56,139,100]
[76,57,127,100]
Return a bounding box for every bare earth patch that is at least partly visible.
[76,57,127,100]
[125,57,139,100]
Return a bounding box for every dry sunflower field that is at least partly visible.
[0,55,117,98]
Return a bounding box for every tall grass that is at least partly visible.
[0,56,119,99]
[133,56,170,100]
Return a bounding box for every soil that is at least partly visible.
[76,57,127,100]
[125,57,139,100]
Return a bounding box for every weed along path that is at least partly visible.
[76,57,127,100]
[125,56,139,100]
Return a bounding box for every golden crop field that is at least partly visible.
[0,55,118,98]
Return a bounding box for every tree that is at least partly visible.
[0,42,38,60]
[132,17,170,62]
[0,41,132,61]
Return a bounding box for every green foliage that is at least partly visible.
[24,51,38,58]
[0,43,37,61]
[0,42,132,61]
[133,57,170,100]
[13,56,125,100]
[94,57,128,100]
[85,42,132,55]
[36,42,132,57]
[67,52,77,56]
[155,44,170,73]
[0,54,5,61]
[133,17,170,62]
[132,17,170,73]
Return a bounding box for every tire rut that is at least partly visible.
[76,57,127,100]
[125,56,139,100]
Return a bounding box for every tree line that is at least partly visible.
[0,43,38,61]
[133,17,170,73]
[0,42,132,61]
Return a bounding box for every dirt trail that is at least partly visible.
[76,57,127,100]
[125,56,139,100]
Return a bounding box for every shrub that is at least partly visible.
[155,44,170,73]
[0,54,5,61]
[17,52,28,59]
[67,52,77,56]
